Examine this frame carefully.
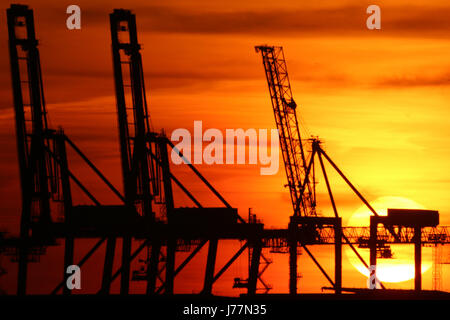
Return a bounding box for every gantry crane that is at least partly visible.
[5,5,263,296]
[109,9,254,295]
[7,4,129,296]
[110,9,166,295]
[7,4,73,295]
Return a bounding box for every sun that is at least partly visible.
[345,196,432,283]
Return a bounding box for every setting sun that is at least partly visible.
[345,196,433,283]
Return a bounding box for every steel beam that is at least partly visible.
[165,239,176,294]
[100,238,116,294]
[120,236,132,294]
[288,220,297,295]
[414,226,421,291]
[334,218,342,294]
[146,241,161,294]
[248,241,262,295]
[202,239,218,294]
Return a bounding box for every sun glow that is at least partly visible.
[345,196,433,283]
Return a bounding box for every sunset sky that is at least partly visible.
[0,0,449,295]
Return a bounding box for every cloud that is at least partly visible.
[377,72,450,87]
[385,8,450,33]
[89,5,450,36]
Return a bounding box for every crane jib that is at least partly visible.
[256,45,316,217]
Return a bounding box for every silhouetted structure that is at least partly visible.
[1,5,450,297]
[370,209,438,291]
[255,45,450,294]
[3,5,267,296]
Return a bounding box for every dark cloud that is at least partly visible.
[2,3,450,43]
[2,3,448,108]
[377,72,450,87]
[135,7,363,34]
[84,5,450,36]
[386,8,450,32]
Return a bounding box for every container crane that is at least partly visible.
[110,9,164,295]
[7,4,72,295]
[7,4,129,296]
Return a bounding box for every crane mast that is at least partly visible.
[8,4,53,229]
[110,9,169,294]
[7,4,74,295]
[255,46,316,217]
[110,9,160,219]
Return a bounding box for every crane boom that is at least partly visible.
[255,46,316,217]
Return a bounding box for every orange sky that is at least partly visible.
[0,0,449,295]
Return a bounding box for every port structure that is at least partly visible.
[5,4,136,295]
[255,45,356,294]
[108,9,268,295]
[254,45,450,294]
[370,209,439,291]
[3,5,267,296]
[1,5,450,297]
